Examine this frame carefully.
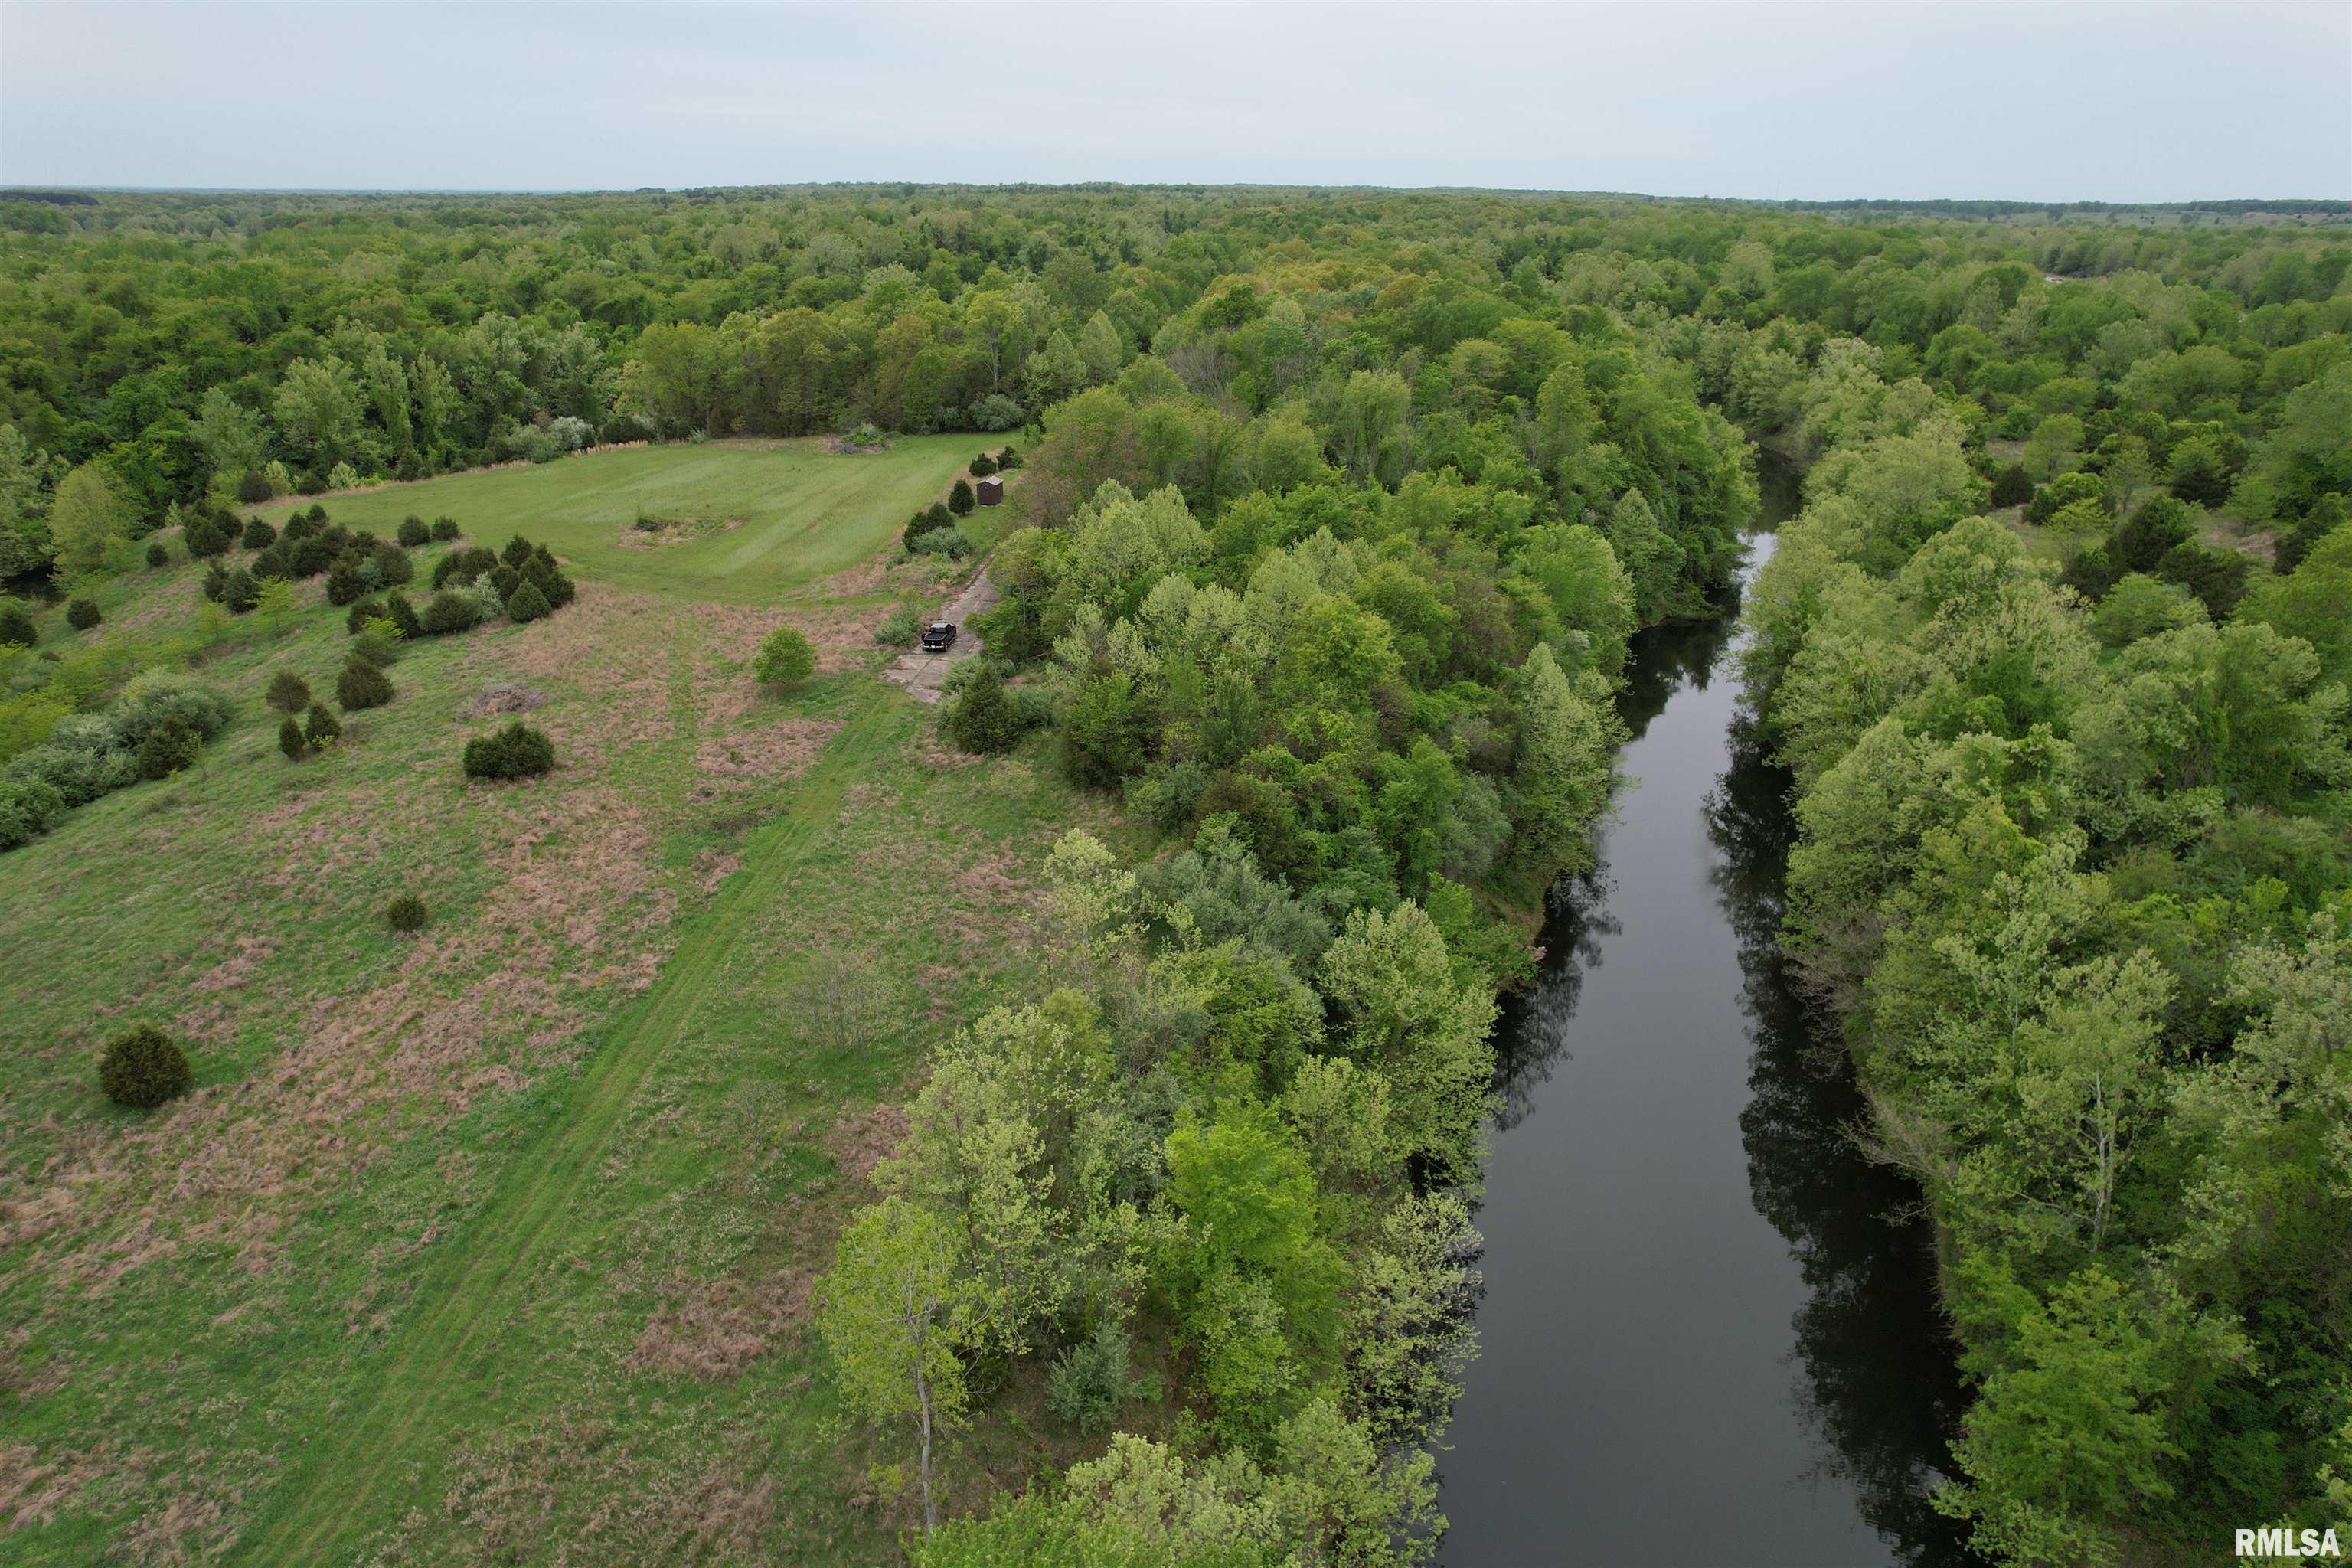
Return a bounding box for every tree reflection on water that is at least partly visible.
[1707,720,1980,1566]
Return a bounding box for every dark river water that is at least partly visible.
[1436,497,1979,1566]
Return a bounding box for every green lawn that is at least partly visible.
[248,436,978,600]
[1,442,1112,1563]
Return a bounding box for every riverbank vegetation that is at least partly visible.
[1,184,2344,1562]
[1726,250,2348,1563]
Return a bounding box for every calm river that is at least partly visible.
[1437,490,1980,1566]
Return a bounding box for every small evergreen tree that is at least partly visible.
[99,1024,193,1109]
[421,590,481,635]
[266,669,312,714]
[278,713,309,760]
[347,598,384,634]
[241,517,277,550]
[222,567,261,614]
[1989,462,2034,509]
[325,560,368,606]
[969,452,997,477]
[352,621,401,668]
[146,541,170,569]
[397,515,430,547]
[0,603,38,647]
[201,563,229,603]
[384,592,423,639]
[336,655,394,711]
[753,626,816,689]
[385,893,429,933]
[943,664,1032,755]
[505,578,551,623]
[303,701,341,747]
[501,534,537,568]
[372,541,413,586]
[430,516,459,541]
[136,720,200,779]
[237,469,273,504]
[947,479,975,516]
[66,598,101,631]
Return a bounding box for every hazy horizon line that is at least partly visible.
[8,181,2347,207]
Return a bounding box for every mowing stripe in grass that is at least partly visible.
[237,693,910,1563]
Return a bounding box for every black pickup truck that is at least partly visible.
[920,622,957,653]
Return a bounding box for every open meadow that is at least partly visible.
[246,436,985,601]
[1,438,1115,1563]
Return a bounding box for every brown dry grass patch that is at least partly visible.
[626,1268,813,1380]
[693,719,838,781]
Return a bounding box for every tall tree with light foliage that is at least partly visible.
[817,1196,971,1534]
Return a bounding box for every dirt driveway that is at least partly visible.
[882,568,1000,704]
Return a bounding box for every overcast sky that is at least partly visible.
[2,2,2345,201]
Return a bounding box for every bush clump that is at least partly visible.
[1045,1321,1149,1432]
[385,893,429,933]
[968,394,1022,433]
[1988,462,2034,510]
[462,721,555,781]
[146,541,170,569]
[753,626,816,689]
[432,545,498,592]
[904,502,956,551]
[237,469,274,505]
[421,590,483,635]
[0,603,36,648]
[969,452,998,478]
[347,598,384,634]
[99,1024,193,1109]
[336,655,394,712]
[397,515,430,547]
[942,662,1045,755]
[430,516,459,541]
[325,560,368,606]
[185,517,232,558]
[136,720,201,779]
[908,526,972,560]
[66,598,101,631]
[873,604,920,647]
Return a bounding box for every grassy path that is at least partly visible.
[237,691,904,1563]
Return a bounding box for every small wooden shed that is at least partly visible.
[975,475,1004,506]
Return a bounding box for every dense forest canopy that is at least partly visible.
[2,181,2347,1567]
[0,182,2345,556]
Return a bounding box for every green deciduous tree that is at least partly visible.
[818,1196,971,1535]
[48,464,130,580]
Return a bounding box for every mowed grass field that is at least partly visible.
[1,440,1116,1563]
[249,435,982,601]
